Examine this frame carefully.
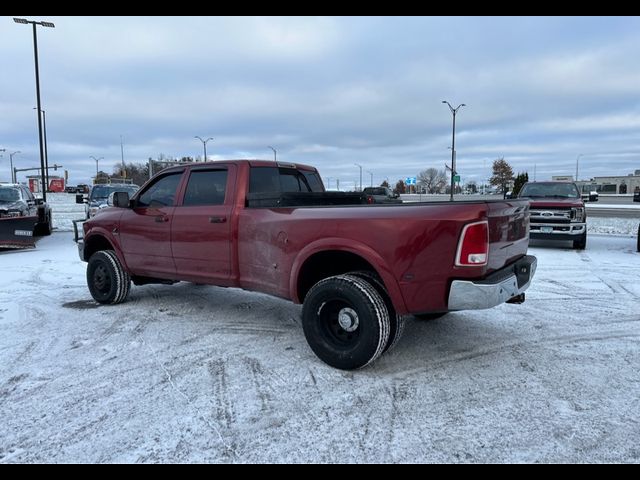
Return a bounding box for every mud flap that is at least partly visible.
[0,216,38,249]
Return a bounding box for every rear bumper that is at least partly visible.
[448,255,537,310]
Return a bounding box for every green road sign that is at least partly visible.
[453,175,460,182]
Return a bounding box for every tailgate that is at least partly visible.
[485,199,530,273]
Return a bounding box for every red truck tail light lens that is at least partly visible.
[455,220,489,267]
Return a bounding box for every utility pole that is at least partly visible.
[268,146,277,162]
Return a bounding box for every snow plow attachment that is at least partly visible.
[0,216,38,249]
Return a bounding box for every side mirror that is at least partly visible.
[393,193,400,198]
[505,192,514,199]
[35,198,45,205]
[108,191,130,208]
[75,194,86,204]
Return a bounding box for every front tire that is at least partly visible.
[573,233,587,250]
[87,250,131,304]
[302,274,390,370]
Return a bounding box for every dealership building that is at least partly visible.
[570,170,640,194]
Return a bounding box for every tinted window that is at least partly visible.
[279,169,313,192]
[183,170,228,206]
[90,185,139,200]
[137,173,182,207]
[302,171,324,192]
[250,167,279,193]
[249,166,322,193]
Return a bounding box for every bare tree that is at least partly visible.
[418,168,447,194]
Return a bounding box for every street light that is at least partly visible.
[14,17,55,202]
[442,100,466,201]
[575,153,584,182]
[268,145,277,162]
[354,163,363,191]
[366,170,374,187]
[10,151,21,183]
[34,108,50,189]
[90,156,104,177]
[194,136,213,162]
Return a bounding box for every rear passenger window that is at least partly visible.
[249,167,279,193]
[183,170,228,206]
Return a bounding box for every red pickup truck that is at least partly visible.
[517,181,587,249]
[78,160,536,369]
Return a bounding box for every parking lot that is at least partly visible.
[1,222,638,462]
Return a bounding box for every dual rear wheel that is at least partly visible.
[302,273,405,370]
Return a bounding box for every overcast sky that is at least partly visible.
[2,16,640,188]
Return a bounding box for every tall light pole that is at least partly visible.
[354,163,363,191]
[120,134,126,179]
[442,100,466,201]
[575,153,584,181]
[10,151,21,183]
[90,156,104,178]
[0,149,5,182]
[33,108,50,188]
[195,136,213,162]
[268,145,277,162]
[367,170,374,187]
[14,17,55,202]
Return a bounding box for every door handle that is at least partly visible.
[155,215,169,223]
[209,216,227,224]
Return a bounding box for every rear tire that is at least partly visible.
[349,270,405,352]
[87,250,131,304]
[573,233,587,250]
[302,274,390,370]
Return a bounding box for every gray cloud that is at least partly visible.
[2,16,640,186]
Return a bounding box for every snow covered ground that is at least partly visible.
[0,196,639,463]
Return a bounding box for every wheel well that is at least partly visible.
[84,235,115,261]
[297,250,379,302]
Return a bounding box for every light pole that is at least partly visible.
[268,145,277,162]
[14,17,55,201]
[10,151,21,183]
[195,136,213,162]
[354,163,363,191]
[90,156,104,178]
[442,100,466,201]
[367,170,373,187]
[575,153,584,181]
[0,149,5,182]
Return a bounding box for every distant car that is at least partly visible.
[579,185,599,202]
[634,190,640,203]
[79,184,140,219]
[362,186,402,204]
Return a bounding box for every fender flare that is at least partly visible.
[84,228,130,272]
[289,237,408,314]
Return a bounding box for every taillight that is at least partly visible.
[367,195,374,204]
[455,220,489,267]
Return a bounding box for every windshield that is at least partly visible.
[0,187,21,202]
[519,182,579,199]
[90,185,139,201]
